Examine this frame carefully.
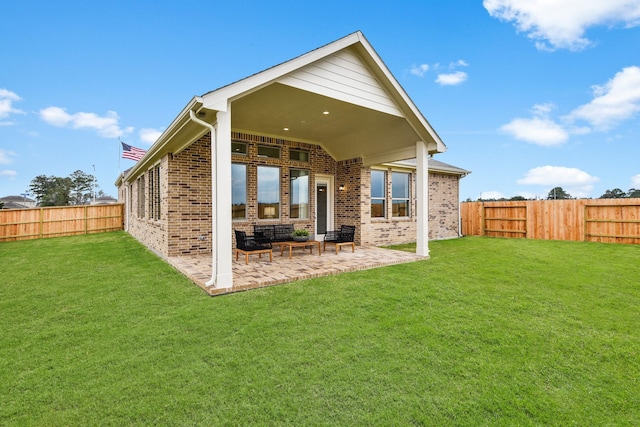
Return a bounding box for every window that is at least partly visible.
[129,184,134,214]
[371,170,386,218]
[231,141,247,155]
[257,145,280,159]
[290,169,309,219]
[392,172,410,217]
[258,166,280,219]
[148,165,161,220]
[137,177,145,218]
[232,164,247,220]
[289,149,309,162]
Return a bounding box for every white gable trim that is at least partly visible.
[200,31,445,153]
[278,49,403,117]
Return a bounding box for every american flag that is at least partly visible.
[121,142,146,161]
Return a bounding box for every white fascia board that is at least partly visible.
[121,97,204,183]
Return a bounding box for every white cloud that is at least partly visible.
[0,88,25,124]
[0,149,16,165]
[436,71,468,86]
[515,191,538,199]
[500,117,569,146]
[517,165,599,197]
[411,59,469,81]
[632,174,640,187]
[502,67,640,145]
[566,66,640,130]
[1,170,17,178]
[531,102,554,116]
[484,0,640,50]
[410,64,429,77]
[139,128,163,145]
[39,106,134,138]
[480,191,505,199]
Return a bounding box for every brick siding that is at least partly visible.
[121,131,461,258]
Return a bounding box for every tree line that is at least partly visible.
[471,186,640,202]
[29,170,105,207]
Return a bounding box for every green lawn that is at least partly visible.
[1,232,638,426]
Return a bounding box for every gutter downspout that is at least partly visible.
[188,110,218,287]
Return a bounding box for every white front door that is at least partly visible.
[315,175,334,240]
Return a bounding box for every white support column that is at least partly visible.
[416,141,430,257]
[213,107,233,288]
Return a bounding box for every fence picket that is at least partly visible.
[0,204,124,242]
[462,199,640,244]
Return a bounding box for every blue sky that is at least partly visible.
[1,0,639,201]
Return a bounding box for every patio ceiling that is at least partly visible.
[230,83,423,165]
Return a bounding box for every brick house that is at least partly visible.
[116,31,469,291]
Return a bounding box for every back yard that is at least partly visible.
[1,232,638,425]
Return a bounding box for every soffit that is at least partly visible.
[231,83,424,164]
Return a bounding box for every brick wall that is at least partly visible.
[428,172,462,240]
[230,132,337,241]
[166,134,212,257]
[120,130,462,258]
[360,166,462,246]
[336,158,362,244]
[125,155,170,257]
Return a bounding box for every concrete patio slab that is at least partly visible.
[168,245,426,296]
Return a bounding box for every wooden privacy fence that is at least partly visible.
[0,204,124,242]
[461,199,640,244]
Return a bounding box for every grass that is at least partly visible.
[1,232,639,426]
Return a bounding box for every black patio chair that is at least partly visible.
[323,225,356,254]
[234,229,273,265]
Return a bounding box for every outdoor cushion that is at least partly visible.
[254,224,295,242]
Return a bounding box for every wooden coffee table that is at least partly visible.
[280,240,322,259]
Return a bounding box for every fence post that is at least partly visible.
[583,205,588,242]
[39,208,44,239]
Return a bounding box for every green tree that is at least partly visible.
[547,187,572,200]
[627,188,640,198]
[29,175,73,206]
[29,170,101,207]
[69,170,96,205]
[510,195,527,201]
[0,200,4,209]
[600,188,626,199]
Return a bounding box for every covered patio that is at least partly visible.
[118,32,448,295]
[168,245,426,296]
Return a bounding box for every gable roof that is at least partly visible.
[118,31,447,184]
[387,158,471,177]
[428,158,471,176]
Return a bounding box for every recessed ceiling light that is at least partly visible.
[283,127,289,131]
[322,111,330,115]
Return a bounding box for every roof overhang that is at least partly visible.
[118,31,447,185]
[118,97,208,183]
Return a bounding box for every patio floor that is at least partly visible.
[168,244,427,296]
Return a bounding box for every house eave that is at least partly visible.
[117,97,205,185]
